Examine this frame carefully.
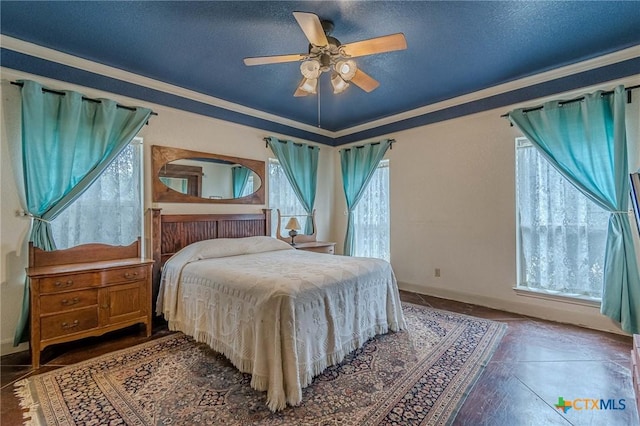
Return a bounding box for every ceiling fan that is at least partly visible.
[243,11,407,96]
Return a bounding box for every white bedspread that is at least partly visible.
[157,236,405,411]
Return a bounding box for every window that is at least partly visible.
[353,159,390,261]
[268,158,308,234]
[515,138,609,300]
[51,138,143,249]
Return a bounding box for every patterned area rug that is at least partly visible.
[16,303,505,425]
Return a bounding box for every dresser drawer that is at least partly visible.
[303,245,334,254]
[295,242,336,254]
[40,289,98,315]
[40,307,99,340]
[39,272,99,294]
[103,265,148,284]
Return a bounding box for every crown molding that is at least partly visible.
[334,44,640,137]
[2,34,638,141]
[0,35,333,138]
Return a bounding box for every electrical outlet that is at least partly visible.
[434,268,441,278]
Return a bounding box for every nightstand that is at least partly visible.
[294,241,336,254]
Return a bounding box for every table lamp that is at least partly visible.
[285,217,302,245]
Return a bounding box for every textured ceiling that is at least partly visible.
[1,1,640,145]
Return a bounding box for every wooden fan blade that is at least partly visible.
[243,54,305,66]
[293,11,329,47]
[341,33,407,58]
[350,69,380,93]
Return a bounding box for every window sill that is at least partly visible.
[513,287,601,308]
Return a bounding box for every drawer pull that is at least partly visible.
[124,271,139,279]
[54,280,74,288]
[101,304,109,309]
[61,320,79,329]
[61,297,80,306]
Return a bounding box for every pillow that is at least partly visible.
[168,236,293,265]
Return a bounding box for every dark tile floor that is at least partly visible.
[2,291,638,425]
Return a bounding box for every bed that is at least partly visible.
[150,209,405,411]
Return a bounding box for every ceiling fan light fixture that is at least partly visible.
[300,60,321,79]
[331,73,349,94]
[319,53,332,72]
[299,77,318,94]
[244,12,397,97]
[336,59,357,81]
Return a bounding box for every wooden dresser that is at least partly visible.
[27,239,154,368]
[633,334,640,415]
[294,241,336,254]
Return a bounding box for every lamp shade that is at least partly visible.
[298,78,318,94]
[331,73,349,94]
[336,59,357,81]
[285,217,302,231]
[300,60,321,79]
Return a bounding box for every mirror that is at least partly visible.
[152,145,265,204]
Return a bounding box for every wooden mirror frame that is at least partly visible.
[152,145,265,204]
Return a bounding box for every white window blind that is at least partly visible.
[515,138,608,299]
[51,138,143,249]
[268,158,308,235]
[353,159,390,261]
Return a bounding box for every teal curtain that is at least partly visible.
[14,80,151,345]
[340,139,392,256]
[509,85,640,334]
[232,166,251,198]
[267,136,319,234]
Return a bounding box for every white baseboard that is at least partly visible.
[1,338,28,357]
[398,281,628,336]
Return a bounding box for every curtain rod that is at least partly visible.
[499,84,640,119]
[264,137,396,149]
[263,137,319,149]
[10,81,158,116]
[262,138,396,149]
[341,139,396,151]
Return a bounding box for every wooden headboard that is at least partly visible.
[149,208,271,304]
